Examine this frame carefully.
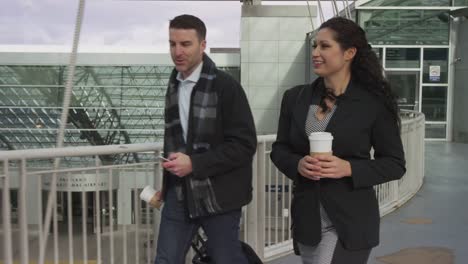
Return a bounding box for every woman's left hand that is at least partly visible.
[313,154,352,179]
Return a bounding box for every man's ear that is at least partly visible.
[201,40,207,52]
[344,47,357,61]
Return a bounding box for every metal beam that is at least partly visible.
[134,0,341,1]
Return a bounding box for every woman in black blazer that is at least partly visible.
[270,17,406,264]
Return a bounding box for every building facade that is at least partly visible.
[355,0,468,140]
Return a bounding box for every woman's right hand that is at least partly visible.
[298,155,321,181]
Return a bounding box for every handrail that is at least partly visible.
[0,143,162,160]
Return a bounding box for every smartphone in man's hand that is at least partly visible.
[158,155,170,162]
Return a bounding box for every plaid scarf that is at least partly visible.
[164,54,222,218]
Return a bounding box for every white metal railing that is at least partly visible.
[1,143,164,264]
[0,112,424,263]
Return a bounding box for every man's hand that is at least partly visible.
[162,152,193,177]
[154,190,163,202]
[150,190,164,210]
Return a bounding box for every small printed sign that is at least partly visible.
[429,65,441,82]
[43,173,119,192]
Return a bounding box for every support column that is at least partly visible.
[240,5,317,134]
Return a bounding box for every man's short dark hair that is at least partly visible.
[169,14,206,41]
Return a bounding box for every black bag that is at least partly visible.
[191,233,263,264]
[191,233,212,264]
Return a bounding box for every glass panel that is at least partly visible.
[219,67,241,83]
[425,123,446,138]
[48,190,86,227]
[422,86,447,121]
[0,66,64,85]
[386,48,420,68]
[454,0,468,6]
[0,85,63,107]
[386,71,420,111]
[423,48,448,83]
[100,190,118,229]
[363,0,450,6]
[10,190,19,224]
[359,10,450,45]
[373,48,384,65]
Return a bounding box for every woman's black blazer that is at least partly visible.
[270,79,406,250]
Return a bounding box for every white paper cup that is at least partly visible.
[140,186,163,209]
[309,132,333,156]
[140,186,157,203]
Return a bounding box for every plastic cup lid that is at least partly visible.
[309,132,333,140]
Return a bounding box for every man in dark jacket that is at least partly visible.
[154,14,257,264]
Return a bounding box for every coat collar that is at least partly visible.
[292,78,363,138]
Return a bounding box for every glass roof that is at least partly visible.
[454,0,468,6]
[0,64,239,164]
[358,9,450,45]
[362,0,451,7]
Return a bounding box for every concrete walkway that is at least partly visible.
[268,142,468,264]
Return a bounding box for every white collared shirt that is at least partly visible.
[176,62,203,142]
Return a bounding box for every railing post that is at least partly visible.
[256,139,266,260]
[2,159,13,264]
[108,168,115,264]
[82,189,88,264]
[133,166,140,264]
[391,179,399,207]
[67,172,74,264]
[95,155,102,264]
[19,159,29,264]
[408,122,413,196]
[419,117,425,186]
[153,150,163,261]
[246,151,259,251]
[53,183,59,264]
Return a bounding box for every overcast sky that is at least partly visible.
[1,0,336,52]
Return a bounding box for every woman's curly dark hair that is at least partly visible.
[318,17,401,129]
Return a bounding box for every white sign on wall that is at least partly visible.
[429,65,441,82]
[43,173,119,192]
